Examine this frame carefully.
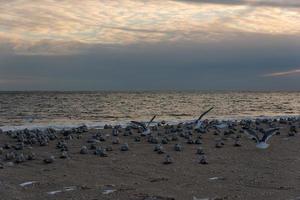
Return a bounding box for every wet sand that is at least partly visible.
[0,120,299,200]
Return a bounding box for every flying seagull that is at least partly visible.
[194,107,214,129]
[131,115,156,136]
[243,127,279,149]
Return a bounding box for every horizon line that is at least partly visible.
[0,89,300,93]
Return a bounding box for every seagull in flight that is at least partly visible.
[243,127,279,149]
[131,115,156,136]
[194,107,214,129]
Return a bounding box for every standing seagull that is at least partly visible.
[194,107,214,129]
[131,115,156,136]
[243,127,279,149]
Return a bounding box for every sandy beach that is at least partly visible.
[0,118,299,200]
[1,0,300,199]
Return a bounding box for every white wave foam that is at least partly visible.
[0,115,299,132]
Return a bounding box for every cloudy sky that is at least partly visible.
[0,0,300,91]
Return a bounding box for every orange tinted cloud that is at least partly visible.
[0,0,300,54]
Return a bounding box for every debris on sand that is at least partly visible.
[209,177,225,181]
[19,181,38,187]
[63,186,77,191]
[47,186,77,195]
[101,185,117,195]
[143,195,175,200]
[193,197,226,200]
[47,190,62,195]
[102,189,117,195]
[193,197,209,200]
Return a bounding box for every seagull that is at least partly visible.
[131,115,156,136]
[194,107,214,129]
[243,127,279,149]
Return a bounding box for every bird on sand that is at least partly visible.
[243,127,280,149]
[194,107,214,129]
[131,115,156,136]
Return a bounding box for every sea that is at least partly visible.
[0,91,299,131]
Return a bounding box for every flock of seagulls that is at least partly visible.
[130,106,282,150]
[0,107,299,168]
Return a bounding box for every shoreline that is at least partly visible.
[1,114,299,132]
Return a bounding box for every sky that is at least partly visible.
[0,0,300,91]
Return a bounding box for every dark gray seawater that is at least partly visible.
[0,91,299,130]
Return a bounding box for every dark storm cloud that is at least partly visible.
[1,34,300,91]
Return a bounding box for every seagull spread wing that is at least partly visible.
[197,107,214,121]
[146,115,156,128]
[131,121,147,131]
[261,128,279,143]
[243,128,260,143]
